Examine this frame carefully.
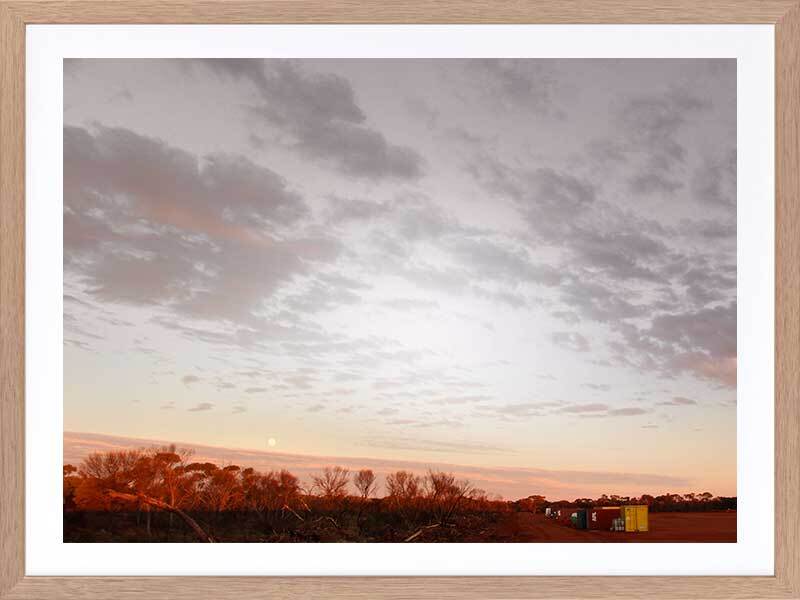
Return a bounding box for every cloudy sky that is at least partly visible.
[64,59,736,499]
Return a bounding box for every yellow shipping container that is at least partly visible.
[622,505,649,532]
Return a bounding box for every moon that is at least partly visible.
[267,438,276,448]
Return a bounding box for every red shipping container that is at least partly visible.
[555,507,575,524]
[588,507,621,530]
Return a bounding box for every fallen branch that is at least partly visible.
[313,515,339,528]
[283,503,305,522]
[106,490,215,543]
[404,523,439,542]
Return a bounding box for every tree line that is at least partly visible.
[63,445,490,542]
[63,445,735,542]
[515,492,736,513]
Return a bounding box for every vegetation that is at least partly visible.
[63,445,736,543]
[536,493,737,513]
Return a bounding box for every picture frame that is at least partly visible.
[1,1,798,597]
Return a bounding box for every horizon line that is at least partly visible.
[63,431,733,500]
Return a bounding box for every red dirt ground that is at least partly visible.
[496,511,736,543]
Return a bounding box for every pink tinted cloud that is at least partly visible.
[64,431,700,501]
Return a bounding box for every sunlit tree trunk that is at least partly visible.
[106,490,214,543]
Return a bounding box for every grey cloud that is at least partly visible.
[288,119,423,180]
[616,88,708,195]
[405,96,439,129]
[64,294,94,309]
[393,196,457,241]
[65,124,343,327]
[612,301,737,387]
[582,383,612,392]
[286,374,316,389]
[359,435,511,456]
[659,396,697,406]
[345,196,570,310]
[65,124,307,231]
[331,388,355,396]
[607,407,648,416]
[558,278,645,323]
[108,88,134,103]
[472,287,529,309]
[328,193,460,246]
[629,173,682,195]
[649,302,736,361]
[465,59,559,116]
[558,403,608,414]
[469,158,672,285]
[481,400,648,421]
[692,149,736,207]
[333,372,361,382]
[529,168,597,219]
[398,264,469,295]
[197,59,364,123]
[151,316,329,353]
[248,133,266,150]
[326,196,392,224]
[551,331,590,353]
[552,310,580,324]
[411,418,464,429]
[569,406,650,418]
[181,375,200,386]
[378,416,465,430]
[430,395,492,406]
[198,59,423,180]
[442,126,485,146]
[316,272,371,291]
[566,226,668,282]
[585,138,627,167]
[681,261,736,306]
[681,219,736,241]
[446,237,562,287]
[282,279,363,314]
[188,402,214,412]
[279,335,420,367]
[479,401,562,418]
[307,404,325,413]
[65,339,93,351]
[466,163,598,238]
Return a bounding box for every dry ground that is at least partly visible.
[494,511,736,543]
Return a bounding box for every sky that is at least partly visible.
[63,59,736,499]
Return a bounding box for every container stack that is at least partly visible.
[556,504,649,533]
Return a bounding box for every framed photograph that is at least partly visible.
[2,2,798,598]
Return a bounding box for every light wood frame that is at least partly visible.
[1,2,798,598]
